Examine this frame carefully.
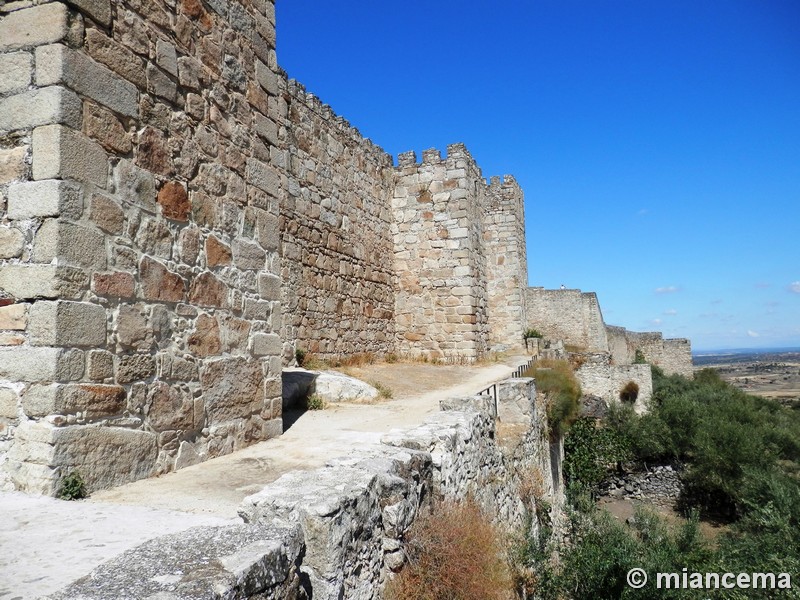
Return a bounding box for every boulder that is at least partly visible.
[313,371,379,404]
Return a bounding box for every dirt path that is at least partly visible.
[0,358,525,599]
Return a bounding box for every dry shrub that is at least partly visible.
[384,500,513,600]
[619,380,639,403]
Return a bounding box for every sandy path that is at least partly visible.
[0,359,523,599]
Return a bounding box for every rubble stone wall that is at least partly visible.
[279,81,396,363]
[484,175,528,352]
[0,0,285,494]
[391,145,491,361]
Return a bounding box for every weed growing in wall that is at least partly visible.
[523,328,543,340]
[385,499,513,600]
[306,394,325,410]
[57,470,87,501]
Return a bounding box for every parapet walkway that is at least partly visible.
[0,359,522,600]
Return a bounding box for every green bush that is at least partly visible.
[524,359,581,434]
[523,328,543,340]
[563,417,630,498]
[295,347,306,367]
[57,470,87,500]
[306,394,325,410]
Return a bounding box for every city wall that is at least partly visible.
[0,0,689,496]
[0,0,285,493]
[279,79,396,363]
[525,287,609,351]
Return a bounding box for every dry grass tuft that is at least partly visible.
[385,499,514,600]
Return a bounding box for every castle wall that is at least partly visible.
[0,0,285,494]
[576,353,652,414]
[525,287,609,351]
[623,330,693,377]
[391,145,490,361]
[483,175,528,351]
[279,80,396,363]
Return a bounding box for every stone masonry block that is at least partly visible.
[0,3,70,52]
[246,158,280,197]
[32,125,109,187]
[139,257,186,303]
[257,273,280,300]
[0,264,78,301]
[0,303,28,330]
[92,272,135,298]
[9,423,158,492]
[83,101,132,154]
[7,179,83,220]
[0,146,28,185]
[250,333,281,357]
[255,59,279,95]
[0,87,82,133]
[232,239,266,271]
[0,51,32,95]
[113,160,156,212]
[36,44,139,118]
[0,388,18,420]
[84,28,146,89]
[28,300,107,348]
[32,219,107,270]
[86,349,114,381]
[0,346,84,382]
[65,0,112,27]
[21,383,125,419]
[0,227,25,259]
[89,193,125,234]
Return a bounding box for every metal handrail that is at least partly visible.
[477,356,537,415]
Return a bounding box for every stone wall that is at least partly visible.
[280,80,396,363]
[49,375,562,600]
[391,145,490,361]
[525,287,609,351]
[0,0,285,494]
[484,175,528,352]
[575,353,653,414]
[607,327,693,377]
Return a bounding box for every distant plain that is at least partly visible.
[693,349,800,408]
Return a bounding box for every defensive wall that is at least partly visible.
[525,288,692,377]
[0,0,529,494]
[0,0,689,498]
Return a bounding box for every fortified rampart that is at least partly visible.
[280,80,396,362]
[525,287,608,351]
[0,0,690,497]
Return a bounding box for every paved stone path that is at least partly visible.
[0,360,520,599]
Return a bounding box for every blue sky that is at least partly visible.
[276,1,800,351]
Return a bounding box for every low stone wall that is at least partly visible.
[601,465,682,505]
[49,376,561,599]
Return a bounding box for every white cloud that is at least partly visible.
[637,208,648,216]
[747,330,760,338]
[663,309,678,316]
[789,281,800,294]
[650,318,663,326]
[655,286,680,294]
